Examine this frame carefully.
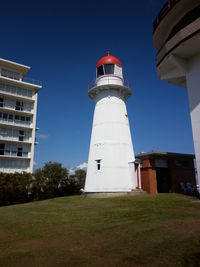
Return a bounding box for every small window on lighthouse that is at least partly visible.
[96,159,101,170]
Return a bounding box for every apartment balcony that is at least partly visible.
[0,84,35,102]
[0,104,33,116]
[0,90,35,103]
[153,0,199,50]
[153,0,181,32]
[0,74,41,91]
[0,150,30,159]
[0,118,33,129]
[22,77,42,86]
[0,136,32,144]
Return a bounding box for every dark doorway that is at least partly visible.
[0,144,5,155]
[17,147,23,157]
[156,168,171,193]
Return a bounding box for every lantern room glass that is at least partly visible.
[97,64,115,77]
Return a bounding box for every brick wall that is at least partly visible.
[141,168,157,194]
[139,154,196,194]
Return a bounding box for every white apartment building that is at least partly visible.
[0,58,41,173]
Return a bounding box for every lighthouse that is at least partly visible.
[85,52,138,194]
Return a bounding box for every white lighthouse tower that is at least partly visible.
[85,52,138,194]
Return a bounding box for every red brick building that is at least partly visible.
[136,152,196,194]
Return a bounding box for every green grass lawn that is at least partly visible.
[0,194,200,267]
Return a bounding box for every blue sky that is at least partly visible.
[0,0,194,169]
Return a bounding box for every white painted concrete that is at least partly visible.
[186,53,200,187]
[153,1,200,189]
[96,75,123,87]
[85,74,136,192]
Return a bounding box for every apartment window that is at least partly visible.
[17,88,22,95]
[17,147,23,157]
[15,115,20,121]
[0,129,7,135]
[3,113,7,120]
[19,130,25,141]
[15,101,23,111]
[8,114,13,120]
[10,85,16,94]
[13,115,30,124]
[0,97,4,107]
[96,159,101,171]
[22,89,27,96]
[0,144,5,155]
[27,90,32,97]
[155,159,168,168]
[0,83,4,90]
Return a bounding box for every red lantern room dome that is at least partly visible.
[96,51,122,68]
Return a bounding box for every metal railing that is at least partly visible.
[0,136,31,142]
[0,85,33,99]
[0,103,32,113]
[88,75,132,92]
[0,118,32,128]
[22,77,42,86]
[153,0,181,32]
[0,74,42,86]
[0,150,29,157]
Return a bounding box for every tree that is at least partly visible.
[0,172,32,206]
[33,162,71,199]
[60,174,76,196]
[32,168,48,200]
[74,169,86,193]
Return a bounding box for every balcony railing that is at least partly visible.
[0,83,34,99]
[88,75,132,92]
[0,118,32,128]
[0,150,29,158]
[22,77,42,86]
[153,0,181,32]
[0,136,31,143]
[0,103,32,113]
[0,74,42,87]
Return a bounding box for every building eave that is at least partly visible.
[0,58,30,76]
[136,151,195,159]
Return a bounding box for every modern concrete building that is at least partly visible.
[85,52,140,193]
[153,0,200,185]
[136,151,196,194]
[0,58,41,173]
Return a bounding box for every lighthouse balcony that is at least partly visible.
[96,75,123,87]
[88,75,132,99]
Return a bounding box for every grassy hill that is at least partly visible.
[0,194,200,267]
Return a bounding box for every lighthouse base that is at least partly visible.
[84,189,146,198]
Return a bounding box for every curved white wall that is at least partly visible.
[96,76,123,87]
[186,53,200,186]
[85,89,136,192]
